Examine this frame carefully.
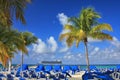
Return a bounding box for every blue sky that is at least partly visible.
[13,0,120,64]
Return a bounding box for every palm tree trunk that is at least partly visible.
[84,41,90,72]
[22,52,24,68]
[8,59,12,73]
[21,52,24,77]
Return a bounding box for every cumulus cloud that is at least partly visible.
[32,36,58,54]
[59,41,69,53]
[12,34,120,64]
[57,13,68,26]
[57,13,70,53]
[47,37,58,52]
[58,38,120,64]
[57,13,71,34]
[59,37,120,64]
[32,39,47,54]
[110,37,120,47]
[88,46,120,64]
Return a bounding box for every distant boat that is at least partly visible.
[41,60,62,65]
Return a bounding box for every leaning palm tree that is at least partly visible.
[20,31,37,72]
[5,30,28,72]
[6,31,37,73]
[0,26,28,70]
[0,0,31,27]
[60,7,113,72]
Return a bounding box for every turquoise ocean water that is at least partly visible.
[80,64,117,70]
[0,64,118,69]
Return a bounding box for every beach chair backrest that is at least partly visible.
[17,64,28,72]
[90,65,97,71]
[63,65,70,72]
[37,65,44,70]
[35,65,44,72]
[116,65,120,70]
[71,65,79,71]
[53,65,61,71]
[45,65,52,71]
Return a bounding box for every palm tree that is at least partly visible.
[0,26,28,70]
[0,0,31,27]
[20,31,37,72]
[5,31,37,73]
[60,7,113,72]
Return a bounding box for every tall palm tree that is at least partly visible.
[60,7,113,72]
[0,26,27,68]
[5,31,37,73]
[20,31,37,71]
[0,0,31,27]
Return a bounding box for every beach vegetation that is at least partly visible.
[0,0,31,27]
[60,7,113,72]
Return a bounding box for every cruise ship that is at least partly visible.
[41,60,62,65]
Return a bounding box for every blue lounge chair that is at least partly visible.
[53,65,61,72]
[60,65,71,79]
[89,65,97,71]
[0,73,6,80]
[16,64,28,77]
[7,74,14,80]
[35,65,44,72]
[19,77,26,80]
[82,72,95,80]
[82,72,114,80]
[62,65,71,73]
[44,65,52,73]
[44,65,55,79]
[23,71,29,78]
[71,65,79,74]
[116,65,120,72]
[17,64,28,73]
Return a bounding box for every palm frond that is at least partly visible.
[66,36,75,47]
[59,33,70,41]
[21,31,38,46]
[0,41,9,67]
[79,7,101,32]
[91,24,112,32]
[25,0,31,3]
[64,25,76,31]
[0,0,31,27]
[68,17,81,28]
[75,39,81,48]
[90,32,113,40]
[75,29,86,47]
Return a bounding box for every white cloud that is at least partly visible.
[47,36,58,52]
[88,37,102,42]
[58,37,120,64]
[57,13,71,53]
[57,13,71,34]
[57,13,68,26]
[110,37,120,47]
[59,41,69,53]
[32,39,47,54]
[94,47,99,51]
[12,36,120,64]
[32,36,58,54]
